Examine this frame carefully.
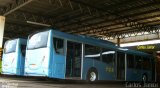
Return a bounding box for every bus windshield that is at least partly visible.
[4,40,17,54]
[27,31,49,50]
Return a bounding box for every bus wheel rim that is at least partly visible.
[143,75,146,82]
[90,72,96,81]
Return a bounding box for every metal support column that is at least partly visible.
[0,16,5,48]
[117,37,120,47]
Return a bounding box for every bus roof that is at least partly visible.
[38,29,152,57]
[6,38,26,41]
[125,49,152,57]
[5,38,27,45]
[51,29,117,48]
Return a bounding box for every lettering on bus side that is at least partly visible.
[105,67,114,73]
[137,45,155,50]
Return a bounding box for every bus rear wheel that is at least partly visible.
[87,68,98,82]
[142,74,148,84]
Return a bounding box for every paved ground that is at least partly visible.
[0,76,159,88]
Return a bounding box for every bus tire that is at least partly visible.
[142,74,148,84]
[86,68,98,83]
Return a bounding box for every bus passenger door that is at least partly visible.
[66,41,82,78]
[116,52,125,80]
[52,37,66,79]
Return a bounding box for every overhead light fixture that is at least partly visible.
[120,39,160,47]
[26,21,51,27]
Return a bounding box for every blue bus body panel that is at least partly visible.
[25,30,66,78]
[2,38,27,76]
[25,29,153,81]
[126,69,152,81]
[125,50,153,81]
[49,53,65,79]
[25,48,50,76]
[2,52,18,75]
[48,30,66,79]
[50,29,153,81]
[82,58,115,80]
[18,38,27,75]
[49,29,152,81]
[126,69,143,81]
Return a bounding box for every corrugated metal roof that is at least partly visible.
[0,0,12,7]
[0,0,159,39]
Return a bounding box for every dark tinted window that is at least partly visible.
[85,44,101,61]
[117,52,125,69]
[53,37,64,55]
[135,56,142,69]
[127,54,134,68]
[102,48,115,64]
[21,45,26,57]
[117,52,125,80]
[4,40,17,54]
[142,58,151,70]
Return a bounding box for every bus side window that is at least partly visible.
[53,37,64,55]
[102,48,115,64]
[21,45,26,57]
[84,44,101,61]
[135,56,142,69]
[127,54,134,68]
[142,57,151,70]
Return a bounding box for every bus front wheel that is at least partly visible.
[86,68,98,82]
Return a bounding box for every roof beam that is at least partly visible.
[72,18,160,35]
[116,1,160,14]
[103,0,138,10]
[3,0,36,16]
[59,6,160,31]
[68,0,159,34]
[66,9,160,34]
[6,11,55,27]
[4,23,38,38]
[52,0,159,31]
[60,8,159,30]
[77,27,160,39]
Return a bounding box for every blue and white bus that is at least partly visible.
[2,38,27,76]
[25,29,154,82]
